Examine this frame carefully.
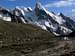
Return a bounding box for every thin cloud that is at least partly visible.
[72,9,75,12]
[45,0,75,8]
[9,0,16,1]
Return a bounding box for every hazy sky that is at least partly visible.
[0,0,75,20]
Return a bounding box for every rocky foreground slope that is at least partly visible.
[0,20,75,56]
[0,20,55,56]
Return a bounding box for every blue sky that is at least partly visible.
[0,0,75,20]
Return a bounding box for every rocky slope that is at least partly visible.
[0,20,55,56]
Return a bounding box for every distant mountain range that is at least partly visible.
[0,2,75,36]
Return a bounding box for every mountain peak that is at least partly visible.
[35,1,44,10]
[59,13,64,17]
[27,7,32,12]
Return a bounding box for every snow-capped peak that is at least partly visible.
[35,3,66,25]
[34,2,74,35]
[35,2,45,10]
[27,7,32,12]
[42,8,66,24]
[16,6,25,15]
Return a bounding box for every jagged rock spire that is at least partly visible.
[35,0,43,9]
[35,0,46,16]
